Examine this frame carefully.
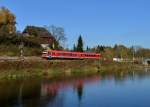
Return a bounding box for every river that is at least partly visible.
[0,68,150,107]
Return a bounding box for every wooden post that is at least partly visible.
[97,57,101,72]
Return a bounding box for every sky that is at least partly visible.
[0,0,150,48]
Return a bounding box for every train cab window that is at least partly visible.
[52,52,55,55]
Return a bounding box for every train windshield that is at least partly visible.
[42,51,48,54]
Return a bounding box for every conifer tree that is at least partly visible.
[76,35,83,52]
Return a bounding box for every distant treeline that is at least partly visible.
[85,45,150,59]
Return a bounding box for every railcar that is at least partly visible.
[42,50,101,60]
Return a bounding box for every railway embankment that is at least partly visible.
[0,57,144,79]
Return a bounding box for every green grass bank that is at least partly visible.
[0,58,144,80]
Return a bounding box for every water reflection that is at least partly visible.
[0,69,150,107]
[0,79,41,107]
[76,80,83,101]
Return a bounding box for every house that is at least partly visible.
[40,35,56,49]
[23,26,56,49]
[143,59,150,66]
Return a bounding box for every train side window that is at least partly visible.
[63,53,66,56]
[66,53,69,56]
[48,52,52,55]
[72,53,75,56]
[66,53,68,56]
[59,53,62,56]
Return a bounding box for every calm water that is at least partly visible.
[1,69,150,107]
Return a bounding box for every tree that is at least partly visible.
[44,25,67,49]
[76,35,83,52]
[0,7,16,35]
[23,26,52,37]
[131,45,142,60]
[96,45,104,53]
[113,44,126,58]
[86,46,89,52]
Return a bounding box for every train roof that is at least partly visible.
[47,50,101,55]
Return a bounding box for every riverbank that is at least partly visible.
[0,57,145,80]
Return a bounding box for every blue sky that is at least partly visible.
[0,0,150,48]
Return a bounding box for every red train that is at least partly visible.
[42,50,101,60]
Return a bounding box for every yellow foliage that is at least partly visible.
[0,7,16,34]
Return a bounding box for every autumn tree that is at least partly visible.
[23,26,52,37]
[0,7,16,35]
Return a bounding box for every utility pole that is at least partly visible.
[19,34,24,61]
[132,48,135,62]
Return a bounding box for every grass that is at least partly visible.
[0,45,42,56]
[0,59,144,80]
[0,45,19,56]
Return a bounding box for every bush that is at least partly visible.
[0,34,43,56]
